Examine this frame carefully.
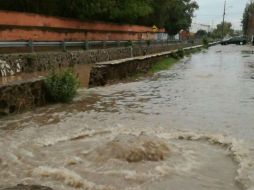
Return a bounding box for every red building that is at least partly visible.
[179,30,190,41]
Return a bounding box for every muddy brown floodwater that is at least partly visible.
[1,45,254,190]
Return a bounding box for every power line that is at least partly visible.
[197,13,243,17]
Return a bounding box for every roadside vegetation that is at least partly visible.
[242,2,254,35]
[211,22,234,39]
[143,47,203,75]
[150,57,178,73]
[202,38,209,48]
[195,22,239,41]
[44,69,80,103]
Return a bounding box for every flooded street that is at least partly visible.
[1,45,254,190]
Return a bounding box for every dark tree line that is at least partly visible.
[0,0,198,35]
[242,2,254,35]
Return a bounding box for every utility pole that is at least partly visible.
[222,0,226,39]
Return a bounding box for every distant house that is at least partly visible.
[155,32,169,41]
[190,22,211,33]
[179,30,190,41]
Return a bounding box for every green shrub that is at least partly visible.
[185,49,191,56]
[170,52,179,59]
[202,38,209,48]
[176,49,185,58]
[45,69,80,103]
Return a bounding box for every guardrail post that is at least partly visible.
[62,41,66,52]
[102,41,106,48]
[28,40,34,52]
[117,41,121,47]
[130,46,133,57]
[84,41,89,50]
[139,40,142,47]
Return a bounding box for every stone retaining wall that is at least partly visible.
[0,43,187,78]
[0,79,46,115]
[0,43,198,116]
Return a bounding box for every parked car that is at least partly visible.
[221,36,247,45]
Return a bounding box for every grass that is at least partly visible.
[148,46,205,74]
[124,57,178,83]
[121,46,204,83]
[150,57,179,73]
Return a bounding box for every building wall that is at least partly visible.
[155,33,169,41]
[0,28,155,41]
[190,22,211,33]
[0,11,164,41]
[179,30,190,41]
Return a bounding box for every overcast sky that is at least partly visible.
[194,0,250,30]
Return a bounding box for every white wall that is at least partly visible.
[190,22,211,33]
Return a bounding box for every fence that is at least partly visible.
[0,39,182,53]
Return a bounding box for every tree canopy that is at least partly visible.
[195,29,208,38]
[0,0,198,35]
[211,22,234,39]
[242,2,254,35]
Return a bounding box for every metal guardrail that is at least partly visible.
[0,40,181,52]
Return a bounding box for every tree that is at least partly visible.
[0,0,60,15]
[242,2,254,35]
[67,0,153,24]
[212,22,234,38]
[0,0,198,35]
[164,0,198,35]
[195,30,208,38]
[140,0,198,35]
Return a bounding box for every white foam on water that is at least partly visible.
[124,187,142,190]
[155,164,171,176]
[33,166,115,190]
[35,127,110,147]
[99,169,152,182]
[64,157,83,166]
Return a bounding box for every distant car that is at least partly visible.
[221,36,247,45]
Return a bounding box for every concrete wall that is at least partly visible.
[0,10,164,41]
[89,56,168,87]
